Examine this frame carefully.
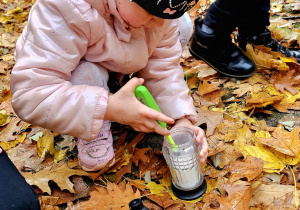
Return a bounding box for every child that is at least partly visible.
[10,0,208,171]
[0,148,40,209]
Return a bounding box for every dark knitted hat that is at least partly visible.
[131,0,198,19]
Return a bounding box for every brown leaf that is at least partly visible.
[227,156,264,184]
[24,162,89,194]
[192,90,227,107]
[115,161,132,183]
[134,150,168,180]
[147,193,177,209]
[198,78,222,95]
[274,70,300,95]
[219,144,243,168]
[203,184,253,210]
[127,179,148,192]
[6,143,43,173]
[246,92,283,104]
[73,176,90,200]
[195,108,223,136]
[132,147,151,166]
[0,117,21,141]
[79,181,141,210]
[257,125,300,156]
[250,184,300,207]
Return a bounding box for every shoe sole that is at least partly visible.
[189,47,255,78]
[79,156,115,172]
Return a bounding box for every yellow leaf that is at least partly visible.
[280,90,300,104]
[255,130,271,138]
[0,133,26,150]
[53,149,68,163]
[146,181,166,196]
[37,132,55,159]
[280,56,297,63]
[238,142,285,173]
[266,85,282,96]
[6,7,23,15]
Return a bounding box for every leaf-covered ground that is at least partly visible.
[2,0,300,209]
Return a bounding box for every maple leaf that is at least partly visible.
[24,162,89,194]
[274,70,300,95]
[79,181,141,210]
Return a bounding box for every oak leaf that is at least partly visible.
[257,125,300,156]
[250,184,300,207]
[203,184,253,210]
[79,181,141,210]
[274,70,300,95]
[24,162,89,194]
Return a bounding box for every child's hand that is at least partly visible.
[174,118,208,164]
[105,77,175,136]
[0,148,2,154]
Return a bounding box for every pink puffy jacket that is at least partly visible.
[10,0,197,140]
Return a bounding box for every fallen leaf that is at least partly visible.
[203,184,253,210]
[79,181,141,210]
[195,108,224,136]
[24,162,89,194]
[257,125,300,156]
[227,156,264,184]
[250,184,300,207]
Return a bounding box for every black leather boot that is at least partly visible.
[189,19,256,78]
[238,28,300,63]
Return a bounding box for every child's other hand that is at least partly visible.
[0,148,2,154]
[174,118,208,164]
[105,77,175,136]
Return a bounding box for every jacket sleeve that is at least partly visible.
[10,0,108,140]
[136,20,197,124]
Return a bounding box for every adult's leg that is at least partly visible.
[189,0,256,78]
[202,0,242,35]
[237,0,300,62]
[0,148,40,210]
[237,0,270,37]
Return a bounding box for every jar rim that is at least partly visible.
[164,126,196,148]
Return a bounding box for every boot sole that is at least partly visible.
[189,47,255,78]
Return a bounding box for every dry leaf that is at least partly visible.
[79,181,141,210]
[227,156,264,184]
[257,125,300,156]
[274,70,300,95]
[203,184,253,210]
[195,108,223,136]
[24,162,89,194]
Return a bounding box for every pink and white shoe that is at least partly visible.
[77,121,115,171]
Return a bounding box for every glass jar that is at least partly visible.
[162,126,204,191]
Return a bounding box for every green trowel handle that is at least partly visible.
[135,85,166,129]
